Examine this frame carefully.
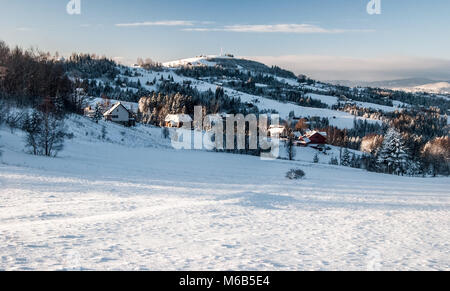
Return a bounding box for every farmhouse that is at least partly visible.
[268,125,288,139]
[164,114,192,128]
[298,131,327,147]
[103,102,135,126]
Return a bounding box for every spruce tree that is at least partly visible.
[285,128,296,161]
[93,104,103,123]
[377,128,410,175]
[313,153,319,163]
[341,148,351,167]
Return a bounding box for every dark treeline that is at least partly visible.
[202,57,297,79]
[316,108,449,176]
[389,89,450,112]
[177,66,288,88]
[386,108,448,141]
[176,66,329,109]
[156,81,260,115]
[332,103,384,120]
[321,108,448,154]
[63,53,120,80]
[329,85,450,112]
[72,78,148,103]
[320,119,386,150]
[0,41,72,109]
[138,87,258,126]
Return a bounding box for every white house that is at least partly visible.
[268,125,288,139]
[103,102,135,126]
[164,114,192,128]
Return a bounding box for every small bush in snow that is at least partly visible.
[286,169,305,180]
[313,153,319,163]
[329,156,339,165]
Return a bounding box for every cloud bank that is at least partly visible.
[116,21,371,34]
[246,55,450,82]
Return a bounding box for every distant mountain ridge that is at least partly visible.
[327,78,450,94]
[327,78,448,88]
[393,82,450,95]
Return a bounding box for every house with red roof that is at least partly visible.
[298,131,327,147]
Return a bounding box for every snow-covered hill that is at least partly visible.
[163,55,224,68]
[88,67,380,129]
[162,55,287,76]
[95,61,410,129]
[1,118,449,271]
[78,54,448,133]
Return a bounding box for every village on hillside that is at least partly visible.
[83,95,329,153]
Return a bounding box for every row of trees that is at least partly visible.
[360,128,449,176]
[0,41,72,108]
[328,84,450,112]
[64,53,119,80]
[72,78,148,103]
[0,42,69,158]
[138,87,255,126]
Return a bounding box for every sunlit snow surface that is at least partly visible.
[0,117,449,271]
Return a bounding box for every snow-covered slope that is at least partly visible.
[225,89,380,128]
[112,67,383,129]
[0,121,449,271]
[305,93,404,112]
[163,55,221,68]
[82,56,424,131]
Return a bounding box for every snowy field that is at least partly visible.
[0,120,449,271]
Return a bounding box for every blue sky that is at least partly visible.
[1,0,449,81]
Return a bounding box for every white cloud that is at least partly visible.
[115,20,196,27]
[184,24,373,34]
[245,55,450,81]
[116,21,370,34]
